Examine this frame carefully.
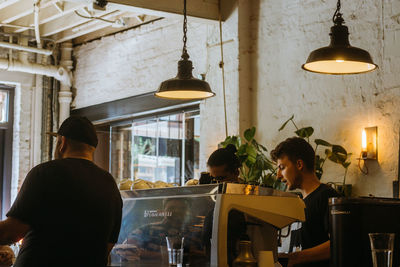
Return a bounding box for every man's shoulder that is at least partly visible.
[319,183,340,197]
[35,158,105,171]
[32,159,115,181]
[307,183,339,205]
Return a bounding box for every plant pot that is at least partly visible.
[335,184,352,197]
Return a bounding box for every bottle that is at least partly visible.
[232,240,257,267]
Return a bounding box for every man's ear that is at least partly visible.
[59,136,67,152]
[296,159,304,171]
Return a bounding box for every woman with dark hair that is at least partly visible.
[202,144,246,266]
[201,144,241,184]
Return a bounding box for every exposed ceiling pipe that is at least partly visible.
[0,41,53,55]
[34,0,42,49]
[0,57,72,86]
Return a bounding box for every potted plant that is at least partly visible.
[220,127,286,190]
[279,115,352,197]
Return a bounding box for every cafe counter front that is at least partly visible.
[109,183,305,267]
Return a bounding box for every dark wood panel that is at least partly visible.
[71,92,198,123]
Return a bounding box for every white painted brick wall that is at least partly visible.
[73,16,240,172]
[73,0,399,197]
[253,0,400,197]
[74,19,209,108]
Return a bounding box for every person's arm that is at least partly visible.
[107,243,115,256]
[287,240,330,267]
[0,217,30,245]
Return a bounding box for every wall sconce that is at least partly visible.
[359,126,377,174]
[361,126,378,160]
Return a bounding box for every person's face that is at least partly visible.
[209,165,238,182]
[276,155,303,190]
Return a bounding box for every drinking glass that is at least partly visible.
[165,236,184,267]
[368,233,395,267]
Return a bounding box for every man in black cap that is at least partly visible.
[0,116,122,267]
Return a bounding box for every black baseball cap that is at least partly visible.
[48,116,98,148]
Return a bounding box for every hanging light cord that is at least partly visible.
[182,0,189,58]
[332,0,344,24]
[218,0,228,138]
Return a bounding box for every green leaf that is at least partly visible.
[328,154,340,164]
[252,139,268,152]
[332,145,347,155]
[244,127,256,142]
[259,143,268,152]
[334,152,348,163]
[255,154,275,171]
[278,115,294,131]
[237,144,248,156]
[262,173,276,187]
[220,135,241,149]
[328,152,345,164]
[238,155,247,164]
[295,127,314,138]
[314,139,332,147]
[325,149,332,157]
[342,161,351,168]
[246,145,257,164]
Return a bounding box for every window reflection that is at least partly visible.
[110,110,200,185]
[0,90,9,123]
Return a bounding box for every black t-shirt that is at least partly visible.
[299,183,339,267]
[6,158,123,267]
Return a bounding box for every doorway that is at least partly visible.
[0,85,14,219]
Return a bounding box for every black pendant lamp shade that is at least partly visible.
[156,51,215,99]
[155,0,215,100]
[302,1,377,74]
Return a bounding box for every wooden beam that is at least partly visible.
[0,0,33,23]
[0,0,57,24]
[12,2,85,33]
[106,0,234,22]
[53,10,122,43]
[0,0,20,10]
[39,8,112,37]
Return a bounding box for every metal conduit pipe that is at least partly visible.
[58,41,73,125]
[0,57,72,86]
[32,0,43,166]
[34,0,41,49]
[0,41,53,55]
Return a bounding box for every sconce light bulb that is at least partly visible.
[362,129,367,150]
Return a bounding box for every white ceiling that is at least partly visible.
[0,0,229,45]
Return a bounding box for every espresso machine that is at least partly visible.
[110,183,305,266]
[329,197,400,267]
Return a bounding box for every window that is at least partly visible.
[110,109,200,186]
[0,90,9,124]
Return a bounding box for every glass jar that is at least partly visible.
[232,240,257,267]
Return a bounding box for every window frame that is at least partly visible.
[108,105,200,186]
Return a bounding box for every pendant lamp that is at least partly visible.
[302,0,378,74]
[155,0,215,99]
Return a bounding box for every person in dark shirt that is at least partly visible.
[203,144,247,266]
[0,116,123,267]
[270,137,339,267]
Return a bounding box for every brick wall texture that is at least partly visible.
[73,0,400,197]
